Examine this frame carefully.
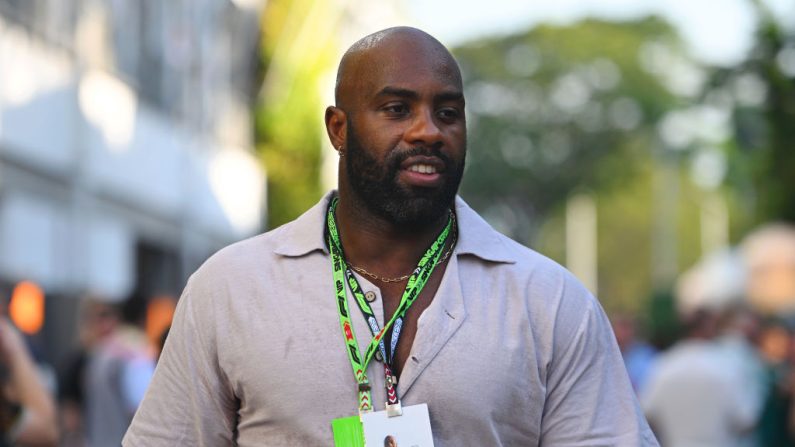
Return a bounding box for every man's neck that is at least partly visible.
[333,193,450,279]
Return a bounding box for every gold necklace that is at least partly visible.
[348,216,458,284]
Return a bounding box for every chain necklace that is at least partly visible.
[348,211,458,284]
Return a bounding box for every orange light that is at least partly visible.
[146,295,176,346]
[9,281,45,335]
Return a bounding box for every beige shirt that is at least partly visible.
[123,192,657,446]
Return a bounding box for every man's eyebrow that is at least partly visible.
[376,86,419,99]
[436,91,464,102]
[375,86,465,103]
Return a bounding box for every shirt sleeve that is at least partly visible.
[122,278,238,446]
[539,275,659,447]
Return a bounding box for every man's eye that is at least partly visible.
[437,108,460,120]
[383,104,408,115]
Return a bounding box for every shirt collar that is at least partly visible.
[452,196,516,264]
[273,191,335,257]
[274,190,517,264]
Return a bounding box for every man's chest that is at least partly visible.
[215,267,545,445]
[378,262,446,378]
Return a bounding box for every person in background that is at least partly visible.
[714,306,766,447]
[0,316,58,446]
[58,298,121,446]
[83,294,155,447]
[612,314,658,395]
[756,318,795,446]
[642,308,757,446]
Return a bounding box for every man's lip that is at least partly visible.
[398,169,443,188]
[399,155,446,172]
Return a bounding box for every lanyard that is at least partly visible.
[327,198,453,414]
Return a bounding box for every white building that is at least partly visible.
[0,0,265,355]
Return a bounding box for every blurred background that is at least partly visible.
[0,0,793,445]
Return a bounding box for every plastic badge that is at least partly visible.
[360,404,435,447]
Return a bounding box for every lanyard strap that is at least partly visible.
[343,270,404,409]
[327,198,453,413]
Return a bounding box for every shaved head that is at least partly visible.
[325,27,467,228]
[334,27,462,111]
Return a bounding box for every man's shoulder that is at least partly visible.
[206,219,318,274]
[495,232,594,306]
[455,211,599,335]
[197,227,284,274]
[493,230,558,270]
[455,203,580,292]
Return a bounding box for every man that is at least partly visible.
[642,309,757,446]
[612,314,657,394]
[0,317,59,446]
[124,27,655,446]
[84,297,155,447]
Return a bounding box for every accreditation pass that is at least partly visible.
[332,404,435,446]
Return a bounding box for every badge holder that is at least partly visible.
[333,403,434,447]
[360,403,435,447]
[386,401,402,418]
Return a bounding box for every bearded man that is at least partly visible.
[123,27,657,446]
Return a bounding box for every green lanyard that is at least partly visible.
[327,197,452,413]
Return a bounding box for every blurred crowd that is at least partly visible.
[615,223,795,447]
[615,307,795,446]
[58,296,170,447]
[0,292,172,447]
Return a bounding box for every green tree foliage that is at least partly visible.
[453,18,692,313]
[706,1,795,229]
[453,18,679,241]
[256,0,336,228]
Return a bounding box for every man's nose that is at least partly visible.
[404,107,442,146]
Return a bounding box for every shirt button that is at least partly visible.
[365,291,377,302]
[375,351,383,362]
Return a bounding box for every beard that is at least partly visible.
[344,121,465,229]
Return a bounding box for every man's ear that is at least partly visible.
[325,106,347,150]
